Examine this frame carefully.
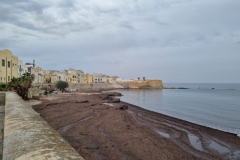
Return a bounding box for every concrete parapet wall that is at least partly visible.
[0,93,5,105]
[3,92,84,160]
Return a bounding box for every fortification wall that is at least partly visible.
[3,92,84,160]
[117,80,163,89]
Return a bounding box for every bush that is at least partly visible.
[7,73,35,100]
[0,83,7,91]
[55,81,69,92]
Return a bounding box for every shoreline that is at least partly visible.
[121,101,239,137]
[32,92,240,160]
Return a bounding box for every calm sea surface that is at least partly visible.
[112,83,240,136]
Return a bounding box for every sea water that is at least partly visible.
[112,83,240,136]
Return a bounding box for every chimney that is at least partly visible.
[33,59,35,68]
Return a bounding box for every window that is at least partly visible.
[2,59,5,66]
[8,61,10,68]
[8,76,10,81]
[0,77,2,81]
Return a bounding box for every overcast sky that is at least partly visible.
[1,0,240,83]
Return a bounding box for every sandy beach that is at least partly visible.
[32,92,240,160]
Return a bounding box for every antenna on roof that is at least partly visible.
[33,59,35,68]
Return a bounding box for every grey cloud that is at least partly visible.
[156,21,167,25]
[0,39,17,48]
[58,0,75,9]
[119,23,135,30]
[1,0,240,82]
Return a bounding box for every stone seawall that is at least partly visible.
[3,92,84,160]
[116,80,163,89]
[29,80,163,96]
[69,83,124,91]
[69,80,163,91]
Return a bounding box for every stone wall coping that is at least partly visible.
[3,92,84,160]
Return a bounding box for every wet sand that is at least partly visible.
[32,92,240,160]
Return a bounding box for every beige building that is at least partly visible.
[0,49,18,83]
[65,72,73,83]
[43,70,51,83]
[76,70,84,83]
[102,75,107,83]
[106,77,113,83]
[81,73,87,83]
[68,68,77,83]
[32,67,44,83]
[110,76,118,83]
[50,74,58,83]
[86,74,93,83]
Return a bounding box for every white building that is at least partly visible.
[57,71,66,81]
[93,73,102,83]
[116,78,134,82]
[18,60,28,77]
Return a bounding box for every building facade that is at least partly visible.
[43,70,51,83]
[0,49,18,83]
[102,75,107,83]
[18,60,28,77]
[76,70,84,83]
[86,74,93,83]
[32,67,44,83]
[93,73,102,83]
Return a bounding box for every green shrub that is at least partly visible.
[55,81,69,92]
[7,73,35,100]
[0,83,7,91]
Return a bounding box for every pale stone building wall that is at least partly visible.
[43,70,51,83]
[102,75,107,83]
[57,71,66,81]
[107,77,113,83]
[81,73,87,83]
[68,68,77,83]
[51,74,58,83]
[65,72,73,83]
[32,67,44,83]
[76,70,84,83]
